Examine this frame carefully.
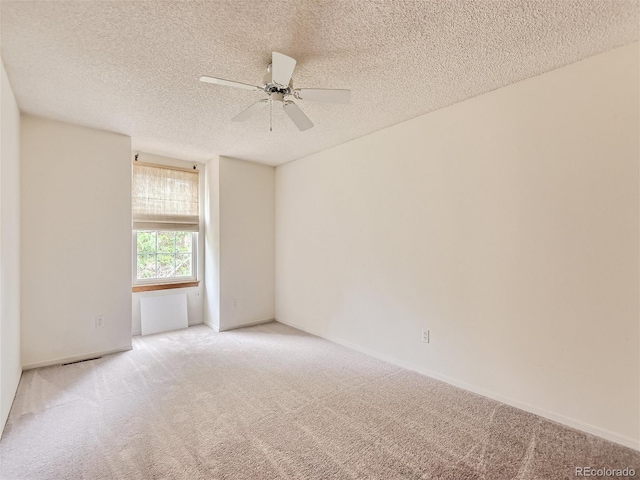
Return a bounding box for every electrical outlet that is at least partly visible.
[95,316,105,329]
[421,329,429,343]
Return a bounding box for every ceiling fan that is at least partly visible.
[200,52,350,132]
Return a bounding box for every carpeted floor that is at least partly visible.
[0,322,637,479]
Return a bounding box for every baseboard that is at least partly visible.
[1,369,22,439]
[132,321,204,337]
[203,320,219,332]
[22,345,133,371]
[275,318,640,452]
[182,317,274,334]
[219,318,275,332]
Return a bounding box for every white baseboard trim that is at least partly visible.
[1,370,23,439]
[219,318,275,332]
[22,345,133,371]
[132,321,204,337]
[203,320,219,332]
[276,318,639,452]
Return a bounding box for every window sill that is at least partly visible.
[132,281,199,293]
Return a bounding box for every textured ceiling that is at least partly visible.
[1,1,638,166]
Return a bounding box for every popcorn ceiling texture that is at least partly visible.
[1,0,638,166]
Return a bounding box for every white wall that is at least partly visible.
[130,152,205,335]
[276,44,639,448]
[206,156,275,331]
[21,116,132,368]
[203,156,220,331]
[0,60,21,433]
[219,156,275,331]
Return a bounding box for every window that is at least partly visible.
[132,162,200,286]
[135,230,196,283]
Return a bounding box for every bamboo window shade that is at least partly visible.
[132,163,199,231]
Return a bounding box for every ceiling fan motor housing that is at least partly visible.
[263,64,292,94]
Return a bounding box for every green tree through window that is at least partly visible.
[136,231,194,281]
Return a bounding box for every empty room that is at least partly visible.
[0,1,638,479]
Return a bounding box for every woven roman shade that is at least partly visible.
[132,163,199,231]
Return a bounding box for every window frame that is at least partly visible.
[132,230,198,286]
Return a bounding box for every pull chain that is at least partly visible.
[270,97,273,132]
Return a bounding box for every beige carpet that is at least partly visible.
[1,322,637,479]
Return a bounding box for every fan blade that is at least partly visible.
[271,52,296,88]
[200,76,261,91]
[232,100,268,122]
[294,88,351,104]
[283,102,314,131]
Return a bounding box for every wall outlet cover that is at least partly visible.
[422,329,429,343]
